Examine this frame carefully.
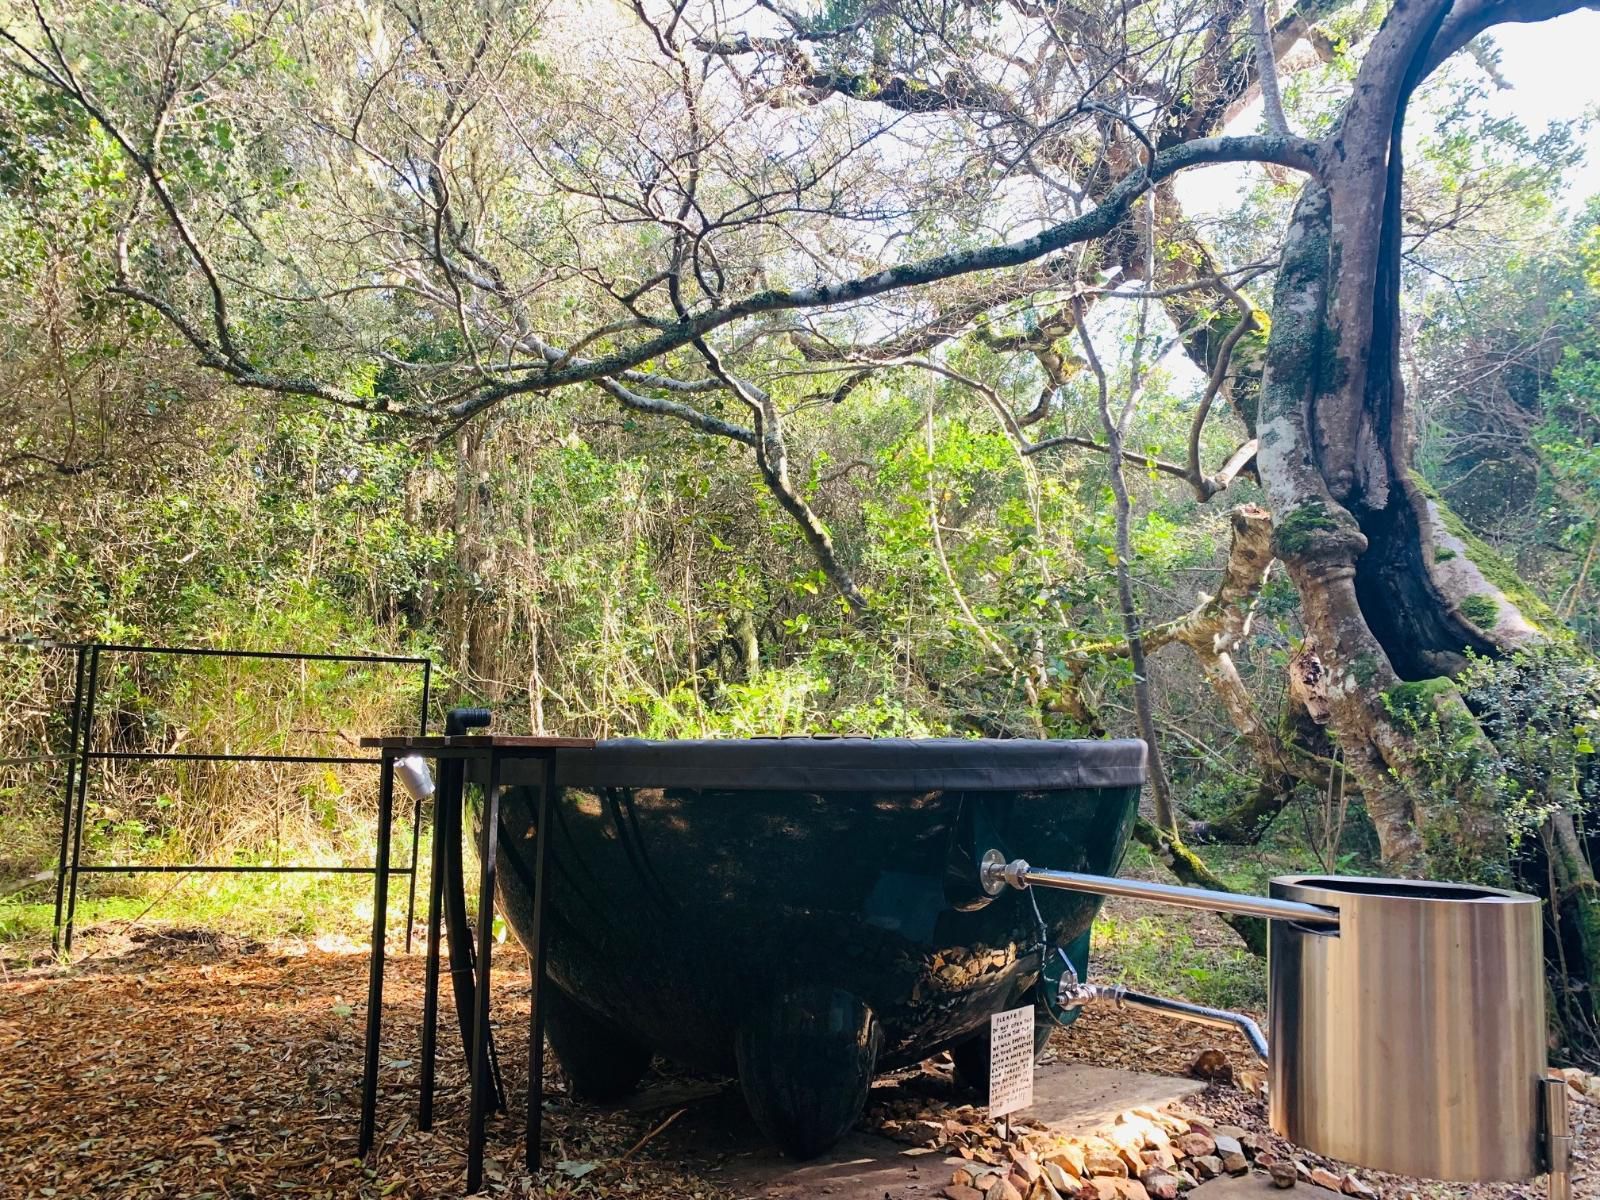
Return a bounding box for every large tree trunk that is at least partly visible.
[1255,0,1600,1046]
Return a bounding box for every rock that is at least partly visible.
[952,1168,976,1188]
[1139,1147,1176,1171]
[1191,1155,1224,1180]
[893,1119,945,1146]
[944,1187,984,1200]
[1340,1174,1376,1199]
[1111,1181,1150,1200]
[1309,1167,1344,1191]
[1240,1132,1267,1157]
[1049,1144,1088,1178]
[1188,1049,1234,1084]
[1083,1140,1129,1179]
[1221,1151,1250,1176]
[1108,1120,1153,1168]
[1136,1168,1180,1200]
[1026,1178,1063,1200]
[1010,1148,1043,1184]
[1213,1125,1248,1141]
[1268,1160,1298,1189]
[1170,1169,1198,1190]
[1147,1127,1171,1149]
[1293,1160,1313,1183]
[1150,1111,1192,1137]
[1044,1162,1080,1193]
[1212,1134,1243,1158]
[1173,1131,1215,1159]
[1237,1069,1268,1096]
[1090,1181,1120,1200]
[997,1179,1025,1200]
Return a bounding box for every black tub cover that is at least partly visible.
[544,737,1148,792]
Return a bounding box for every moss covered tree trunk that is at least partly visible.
[1255,0,1600,1044]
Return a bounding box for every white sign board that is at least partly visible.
[988,1005,1036,1119]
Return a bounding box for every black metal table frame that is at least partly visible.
[358,741,560,1194]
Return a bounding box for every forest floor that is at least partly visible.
[2,904,1592,1200]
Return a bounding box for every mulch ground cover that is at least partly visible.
[1,928,1592,1199]
[1,930,737,1199]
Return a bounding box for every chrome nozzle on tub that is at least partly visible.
[977,849,1340,928]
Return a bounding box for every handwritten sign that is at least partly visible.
[988,1005,1036,1118]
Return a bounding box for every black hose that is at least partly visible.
[439,708,505,1109]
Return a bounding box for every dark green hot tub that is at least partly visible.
[491,736,1145,1157]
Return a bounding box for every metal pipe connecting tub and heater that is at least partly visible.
[976,851,1571,1200]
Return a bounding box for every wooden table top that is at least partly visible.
[359,735,596,750]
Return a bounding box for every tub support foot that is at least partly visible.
[543,985,654,1103]
[735,987,882,1159]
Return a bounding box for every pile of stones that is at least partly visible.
[882,1103,1379,1200]
[870,1061,1598,1200]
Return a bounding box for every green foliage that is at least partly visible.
[0,0,1592,966]
[1091,909,1265,1012]
[1459,647,1600,852]
[1272,501,1339,556]
[1381,677,1508,883]
[1415,201,1600,647]
[1459,593,1499,628]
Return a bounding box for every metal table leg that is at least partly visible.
[418,757,448,1131]
[526,753,555,1170]
[358,751,397,1157]
[440,757,506,1112]
[466,751,503,1194]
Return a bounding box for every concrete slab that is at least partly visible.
[1186,1174,1287,1197]
[636,1061,1204,1200]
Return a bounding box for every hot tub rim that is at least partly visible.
[534,735,1149,793]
